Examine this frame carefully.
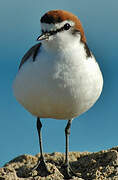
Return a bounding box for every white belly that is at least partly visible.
[13,49,103,119]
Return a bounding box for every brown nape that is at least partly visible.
[40,10,86,43]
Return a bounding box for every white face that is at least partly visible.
[41,20,75,32]
[40,20,81,50]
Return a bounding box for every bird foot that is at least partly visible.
[30,158,51,177]
[62,163,79,179]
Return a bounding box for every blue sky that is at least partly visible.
[0,0,118,167]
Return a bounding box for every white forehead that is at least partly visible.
[41,20,75,32]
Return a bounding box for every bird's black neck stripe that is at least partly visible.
[42,25,91,58]
[84,43,92,58]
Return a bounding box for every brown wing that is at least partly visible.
[19,43,41,70]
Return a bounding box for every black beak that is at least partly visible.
[37,33,50,41]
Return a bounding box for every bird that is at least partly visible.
[13,9,103,178]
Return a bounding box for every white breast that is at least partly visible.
[13,43,103,119]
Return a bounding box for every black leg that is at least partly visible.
[32,117,50,176]
[65,119,72,167]
[63,119,79,179]
[37,117,44,164]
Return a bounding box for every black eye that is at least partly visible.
[63,23,71,30]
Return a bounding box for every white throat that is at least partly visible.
[41,29,82,55]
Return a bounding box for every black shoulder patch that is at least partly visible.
[33,43,41,61]
[19,43,41,70]
[84,43,92,58]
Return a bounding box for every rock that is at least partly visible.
[0,147,118,179]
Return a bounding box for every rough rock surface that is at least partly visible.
[0,147,118,180]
